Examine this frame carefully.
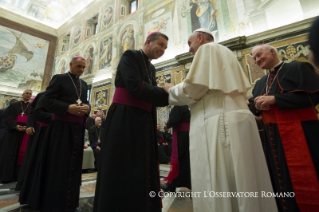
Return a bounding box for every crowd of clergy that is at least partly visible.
[0,16,319,212]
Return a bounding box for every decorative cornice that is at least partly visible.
[220,36,246,51]
[92,78,112,87]
[244,17,316,48]
[154,58,179,70]
[175,52,194,65]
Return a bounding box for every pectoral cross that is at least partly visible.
[76,99,82,105]
[98,139,101,143]
[21,112,25,116]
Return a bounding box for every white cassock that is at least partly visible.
[168,43,278,212]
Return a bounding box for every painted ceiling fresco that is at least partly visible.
[0,0,94,28]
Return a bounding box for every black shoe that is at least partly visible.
[161,183,176,192]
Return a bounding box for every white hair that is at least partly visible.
[23,89,32,94]
[95,117,102,122]
[252,44,278,55]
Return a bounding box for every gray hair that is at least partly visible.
[95,117,102,122]
[23,89,32,94]
[193,31,214,42]
[252,44,278,55]
[71,56,85,63]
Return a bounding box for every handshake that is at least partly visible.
[163,83,174,93]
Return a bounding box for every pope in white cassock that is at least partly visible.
[163,29,278,212]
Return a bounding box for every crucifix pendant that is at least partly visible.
[21,112,25,116]
[76,99,82,105]
[98,139,101,143]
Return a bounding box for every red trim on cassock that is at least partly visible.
[262,105,319,211]
[164,122,190,183]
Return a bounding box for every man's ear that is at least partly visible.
[198,33,205,44]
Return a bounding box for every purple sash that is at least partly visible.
[164,122,190,183]
[113,87,152,112]
[52,113,86,124]
[36,121,49,127]
[15,115,29,165]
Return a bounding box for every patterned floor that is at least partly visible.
[0,165,193,212]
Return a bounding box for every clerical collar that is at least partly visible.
[269,61,283,72]
[68,71,79,79]
[140,49,151,62]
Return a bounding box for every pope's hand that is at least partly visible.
[163,83,173,93]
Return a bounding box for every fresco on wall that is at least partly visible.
[144,0,188,63]
[83,46,94,75]
[190,0,218,41]
[58,59,66,74]
[101,5,113,31]
[1,95,22,109]
[0,25,49,91]
[72,25,82,46]
[120,26,135,56]
[99,37,112,69]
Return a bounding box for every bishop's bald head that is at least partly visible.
[69,56,86,77]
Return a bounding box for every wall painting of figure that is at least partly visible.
[83,46,94,75]
[99,37,112,69]
[119,25,135,56]
[190,0,219,41]
[0,25,49,91]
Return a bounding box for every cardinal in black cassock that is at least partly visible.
[27,56,90,212]
[0,89,32,183]
[251,44,319,212]
[93,32,169,212]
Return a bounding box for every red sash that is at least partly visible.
[112,87,152,112]
[164,122,190,183]
[15,115,29,165]
[262,105,319,211]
